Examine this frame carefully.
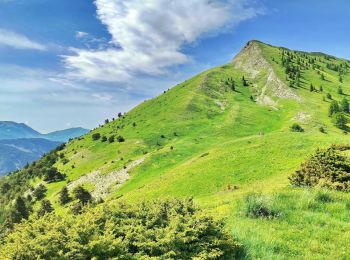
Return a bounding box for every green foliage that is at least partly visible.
[33,184,47,200]
[333,112,347,129]
[117,135,125,142]
[92,133,101,140]
[72,186,92,205]
[58,186,70,205]
[0,199,240,259]
[328,100,339,117]
[340,98,349,113]
[37,199,53,217]
[327,93,332,100]
[290,123,304,132]
[289,146,350,191]
[108,135,115,143]
[338,86,343,95]
[101,135,107,142]
[244,193,281,219]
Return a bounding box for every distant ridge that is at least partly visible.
[0,121,89,142]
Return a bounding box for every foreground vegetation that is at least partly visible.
[0,199,240,259]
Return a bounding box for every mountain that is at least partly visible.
[0,122,89,176]
[0,121,89,142]
[1,41,350,258]
[0,121,42,140]
[44,127,90,142]
[0,138,61,176]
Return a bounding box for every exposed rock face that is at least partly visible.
[232,41,300,106]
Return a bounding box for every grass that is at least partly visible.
[9,40,350,258]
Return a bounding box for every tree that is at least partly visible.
[290,123,304,132]
[37,199,53,217]
[33,184,47,200]
[44,167,65,183]
[9,196,29,224]
[73,186,92,205]
[242,76,249,86]
[117,136,125,142]
[108,135,115,143]
[309,84,315,92]
[319,85,323,92]
[338,86,343,95]
[328,100,339,117]
[101,136,107,142]
[326,93,332,100]
[118,112,123,118]
[334,112,347,129]
[340,98,350,113]
[59,186,71,205]
[320,73,325,80]
[104,119,109,124]
[92,133,101,140]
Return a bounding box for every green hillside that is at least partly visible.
[1,40,350,259]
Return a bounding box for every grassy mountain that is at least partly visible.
[1,40,350,258]
[44,127,89,142]
[0,138,61,176]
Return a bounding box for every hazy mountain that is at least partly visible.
[44,127,90,142]
[0,138,61,176]
[0,121,42,140]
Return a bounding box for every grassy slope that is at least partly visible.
[32,41,350,259]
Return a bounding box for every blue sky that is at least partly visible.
[0,0,349,132]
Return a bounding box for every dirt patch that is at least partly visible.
[67,157,145,199]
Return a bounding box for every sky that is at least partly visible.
[0,0,349,133]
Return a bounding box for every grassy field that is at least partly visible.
[5,41,350,259]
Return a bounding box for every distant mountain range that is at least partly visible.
[0,121,89,142]
[0,121,89,176]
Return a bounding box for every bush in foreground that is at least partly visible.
[289,145,350,191]
[0,199,241,259]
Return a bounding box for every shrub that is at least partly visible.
[108,135,115,143]
[333,112,347,129]
[37,199,53,217]
[117,136,125,142]
[244,193,281,219]
[0,199,241,259]
[92,133,101,141]
[101,136,107,142]
[58,186,71,205]
[289,146,350,191]
[290,123,304,132]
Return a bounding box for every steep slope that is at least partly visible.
[1,41,350,258]
[44,127,90,142]
[0,138,61,176]
[0,121,41,140]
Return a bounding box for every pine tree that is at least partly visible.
[340,98,350,113]
[334,112,347,129]
[338,86,343,95]
[9,196,29,224]
[59,186,71,205]
[33,184,47,200]
[73,186,92,205]
[329,100,340,117]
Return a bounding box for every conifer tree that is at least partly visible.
[59,186,71,205]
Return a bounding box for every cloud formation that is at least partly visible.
[63,0,261,82]
[0,28,46,51]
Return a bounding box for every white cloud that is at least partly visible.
[63,0,261,82]
[0,28,46,51]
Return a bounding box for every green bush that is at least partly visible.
[0,199,241,259]
[289,146,350,191]
[92,133,101,140]
[244,193,281,219]
[290,123,304,132]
